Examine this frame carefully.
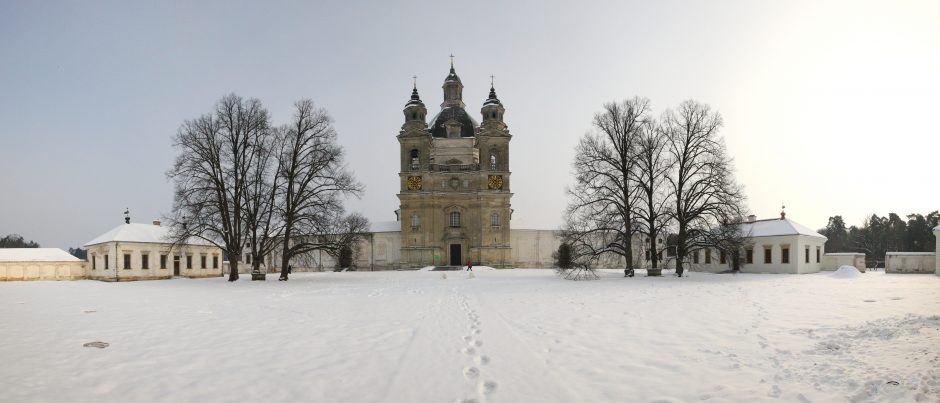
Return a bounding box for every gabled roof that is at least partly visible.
[84,223,211,247]
[0,248,81,262]
[739,218,827,240]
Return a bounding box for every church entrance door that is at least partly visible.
[450,244,461,266]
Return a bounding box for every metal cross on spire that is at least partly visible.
[490,74,495,87]
[412,75,417,89]
[449,53,455,67]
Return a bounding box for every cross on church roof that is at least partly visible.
[412,75,417,89]
[449,54,455,67]
[490,75,495,87]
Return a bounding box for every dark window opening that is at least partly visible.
[123,254,131,270]
[142,254,149,269]
[764,248,772,264]
[782,248,790,264]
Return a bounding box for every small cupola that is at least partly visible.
[403,76,427,123]
[481,76,505,123]
[441,56,465,108]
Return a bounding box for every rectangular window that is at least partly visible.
[186,255,192,269]
[704,249,711,264]
[213,255,219,269]
[123,254,131,270]
[746,249,753,264]
[816,248,820,263]
[764,248,772,264]
[105,254,109,270]
[720,250,727,264]
[142,254,149,269]
[805,247,810,263]
[160,255,167,269]
[645,249,651,261]
[782,247,790,264]
[449,212,461,227]
[693,251,699,264]
[201,255,207,269]
[92,255,96,270]
[491,213,500,226]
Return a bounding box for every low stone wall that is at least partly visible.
[0,261,86,281]
[822,253,866,273]
[885,252,936,274]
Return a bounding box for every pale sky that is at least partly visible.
[1,0,938,249]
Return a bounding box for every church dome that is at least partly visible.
[428,107,478,138]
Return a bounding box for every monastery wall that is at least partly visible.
[0,261,86,281]
[885,252,936,274]
[821,253,866,272]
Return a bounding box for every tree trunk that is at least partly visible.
[648,229,662,276]
[228,259,239,282]
[675,227,687,277]
[279,222,293,280]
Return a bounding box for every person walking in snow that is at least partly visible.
[466,259,473,271]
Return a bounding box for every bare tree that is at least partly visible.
[167,94,271,281]
[241,127,282,277]
[634,121,673,275]
[563,98,650,276]
[275,99,365,280]
[662,100,745,277]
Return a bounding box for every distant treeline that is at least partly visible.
[0,234,40,248]
[818,212,938,266]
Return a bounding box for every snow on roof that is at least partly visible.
[370,221,400,233]
[825,252,865,256]
[0,248,81,262]
[738,218,827,239]
[84,223,211,247]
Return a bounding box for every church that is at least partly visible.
[396,62,513,268]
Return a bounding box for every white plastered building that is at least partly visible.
[84,220,223,281]
[693,214,827,274]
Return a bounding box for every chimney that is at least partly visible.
[152,219,161,226]
[780,203,786,220]
[747,214,757,223]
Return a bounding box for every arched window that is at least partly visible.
[489,153,497,170]
[410,212,419,229]
[490,212,500,226]
[449,212,461,228]
[410,149,419,170]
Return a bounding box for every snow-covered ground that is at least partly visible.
[2,268,939,402]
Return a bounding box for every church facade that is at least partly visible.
[396,64,513,268]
